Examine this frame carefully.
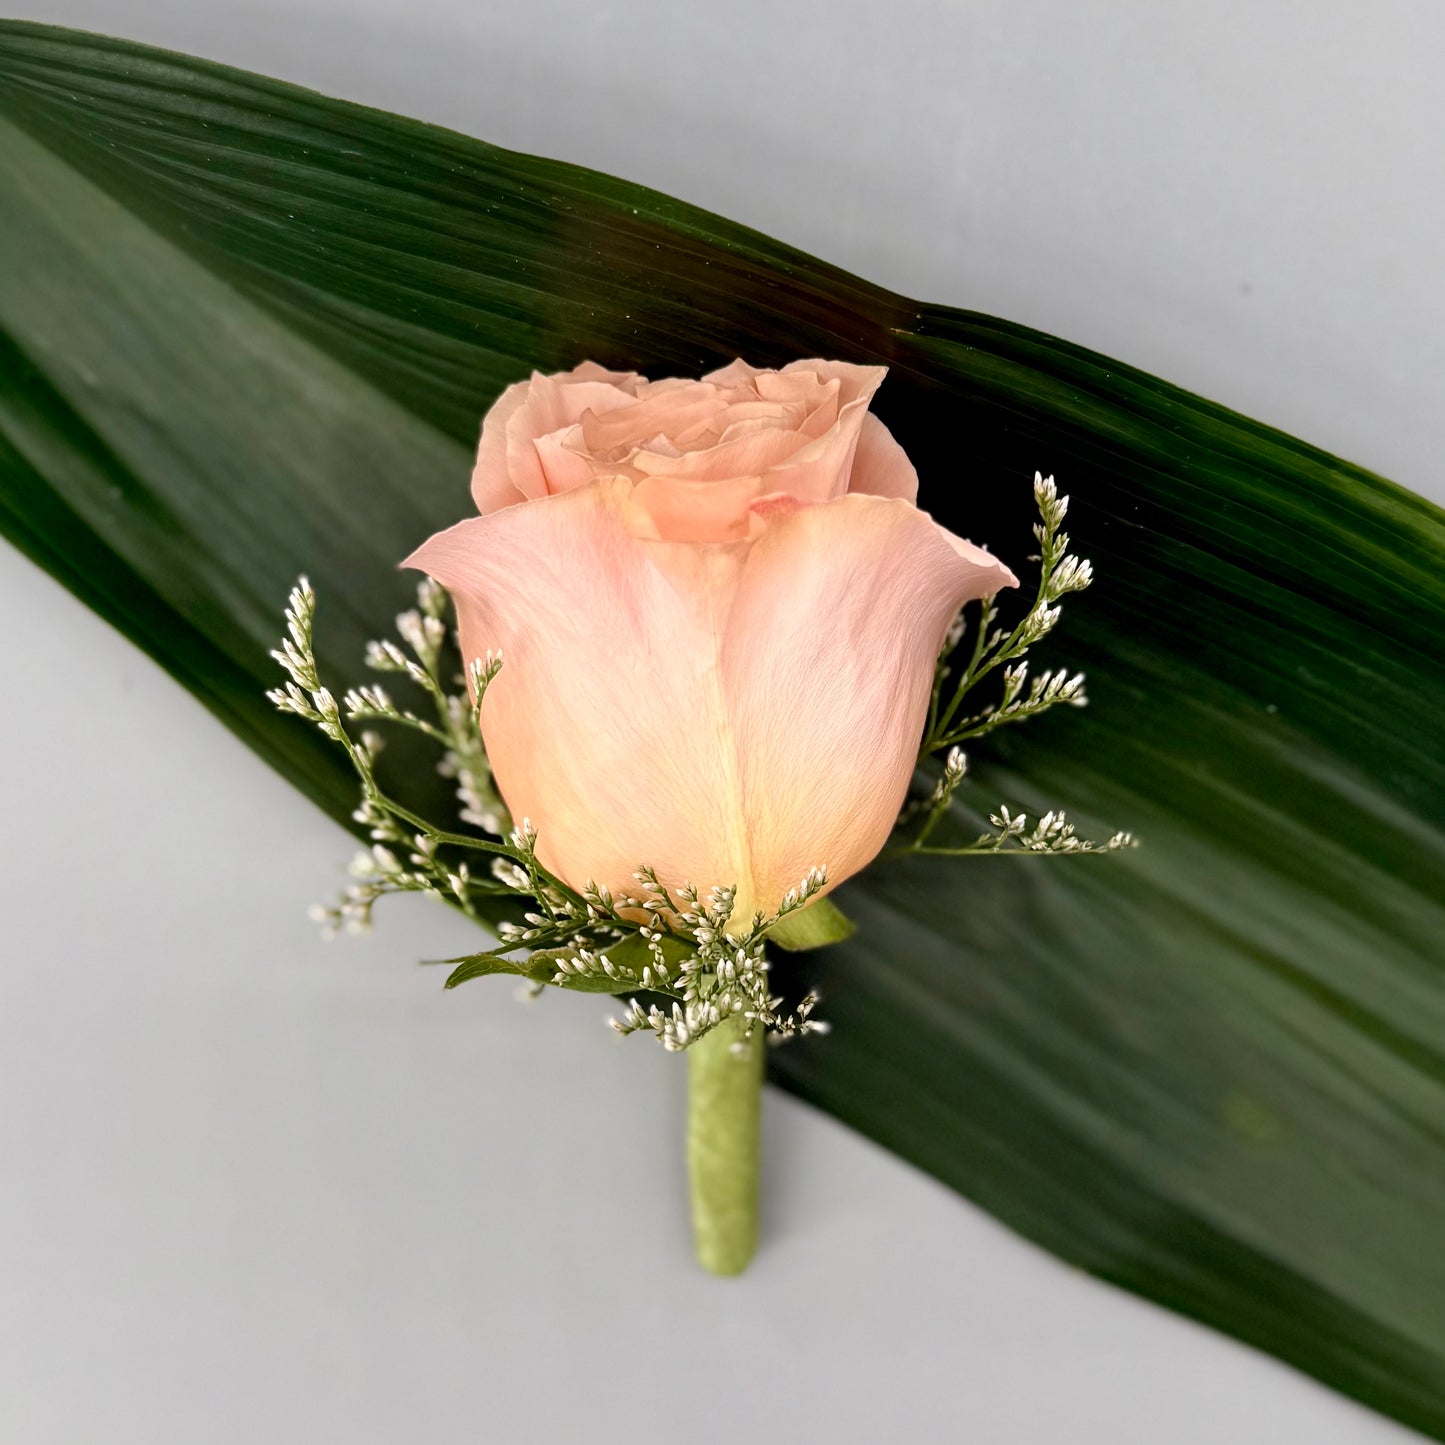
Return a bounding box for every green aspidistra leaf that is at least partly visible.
[1,23,1442,1438]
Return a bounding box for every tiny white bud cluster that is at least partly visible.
[903,473,1134,859]
[266,576,518,934]
[603,864,831,1050]
[978,806,1136,855]
[265,579,347,741]
[467,651,504,703]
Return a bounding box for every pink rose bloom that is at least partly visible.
[407,359,1017,920]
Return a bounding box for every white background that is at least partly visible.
[2,3,1439,1441]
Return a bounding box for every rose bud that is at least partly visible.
[406,359,1017,921]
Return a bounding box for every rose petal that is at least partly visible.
[505,375,642,496]
[470,364,642,514]
[700,357,762,389]
[578,386,730,457]
[939,527,1019,577]
[630,472,769,542]
[847,412,920,503]
[629,363,884,516]
[532,425,603,494]
[741,361,887,503]
[469,377,535,514]
[721,493,1016,909]
[778,358,887,408]
[405,480,762,909]
[631,415,816,484]
[677,401,803,448]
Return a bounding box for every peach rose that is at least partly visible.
[406,359,1017,920]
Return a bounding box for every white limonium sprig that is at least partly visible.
[267,575,827,1051]
[346,575,509,836]
[973,806,1134,855]
[603,869,832,1051]
[268,578,527,934]
[897,474,1136,858]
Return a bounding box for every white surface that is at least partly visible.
[2,3,1438,1442]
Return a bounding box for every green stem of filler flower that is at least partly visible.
[687,1011,764,1276]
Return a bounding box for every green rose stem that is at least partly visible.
[686,1009,765,1276]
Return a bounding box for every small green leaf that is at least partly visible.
[766,897,857,952]
[440,950,535,990]
[442,932,696,993]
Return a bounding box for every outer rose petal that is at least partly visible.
[406,481,758,906]
[468,376,535,513]
[724,493,1015,910]
[405,481,1016,920]
[848,412,920,502]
